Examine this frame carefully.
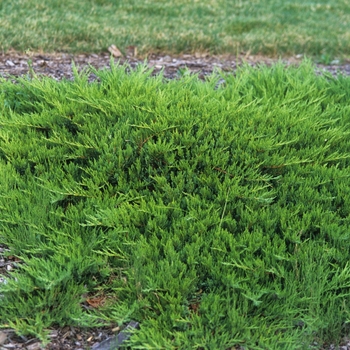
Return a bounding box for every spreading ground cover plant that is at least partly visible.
[0,60,350,349]
[0,0,349,58]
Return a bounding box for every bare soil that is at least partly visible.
[1,50,350,81]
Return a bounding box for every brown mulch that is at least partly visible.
[0,321,140,350]
[0,50,350,82]
[1,50,350,350]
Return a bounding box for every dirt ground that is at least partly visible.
[1,50,350,81]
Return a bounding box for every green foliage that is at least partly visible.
[0,60,350,348]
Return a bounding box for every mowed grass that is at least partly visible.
[0,61,350,349]
[0,0,349,58]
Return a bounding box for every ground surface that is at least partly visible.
[1,51,350,350]
[1,50,350,81]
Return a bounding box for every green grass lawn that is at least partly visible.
[0,61,350,349]
[0,0,349,59]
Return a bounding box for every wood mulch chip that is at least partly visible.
[0,321,139,350]
[1,51,350,349]
[0,50,350,82]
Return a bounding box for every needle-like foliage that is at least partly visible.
[0,60,349,349]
